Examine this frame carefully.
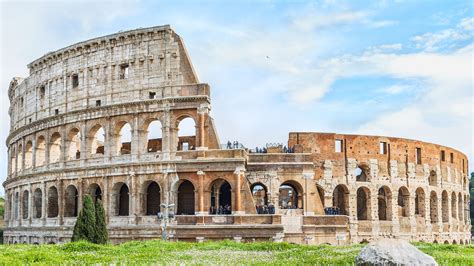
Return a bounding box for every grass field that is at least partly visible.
[0,240,472,265]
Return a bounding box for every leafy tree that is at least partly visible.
[72,195,96,242]
[94,199,108,244]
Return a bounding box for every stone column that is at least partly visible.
[196,171,206,215]
[58,179,64,225]
[233,167,244,215]
[303,172,314,215]
[196,104,209,150]
[41,182,46,225]
[392,191,400,236]
[32,136,37,168]
[80,122,87,167]
[131,115,139,161]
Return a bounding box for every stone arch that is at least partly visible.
[357,186,371,220]
[33,188,42,218]
[115,121,133,155]
[452,240,457,245]
[355,163,370,182]
[415,187,426,217]
[451,191,457,220]
[143,181,161,215]
[144,119,163,153]
[17,144,23,171]
[397,186,410,217]
[88,183,102,203]
[64,185,78,217]
[429,170,437,186]
[49,132,62,163]
[22,190,29,219]
[458,192,463,222]
[24,141,33,169]
[113,183,129,216]
[177,180,195,215]
[36,136,46,166]
[441,190,448,223]
[209,178,232,214]
[316,185,325,207]
[279,180,303,209]
[250,183,268,210]
[10,146,16,174]
[333,184,349,215]
[47,186,59,218]
[67,128,81,160]
[378,186,392,221]
[430,191,439,223]
[89,124,105,156]
[176,116,196,151]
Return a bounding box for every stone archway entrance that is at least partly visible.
[177,180,195,215]
[210,179,232,215]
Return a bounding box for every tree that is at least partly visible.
[94,199,108,244]
[72,195,96,242]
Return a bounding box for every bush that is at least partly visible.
[94,199,108,244]
[72,195,96,242]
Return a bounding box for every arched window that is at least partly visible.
[209,179,232,215]
[89,125,105,156]
[22,190,29,219]
[177,180,195,215]
[429,170,437,186]
[47,186,59,218]
[251,183,268,213]
[116,183,129,216]
[67,128,81,160]
[441,190,448,223]
[451,192,457,220]
[116,122,132,155]
[89,184,102,203]
[64,185,78,217]
[430,191,438,223]
[14,192,19,220]
[415,187,426,217]
[333,184,349,215]
[355,165,369,182]
[146,120,163,152]
[10,147,16,174]
[357,187,371,220]
[25,141,33,169]
[145,182,161,215]
[17,144,23,172]
[397,187,410,217]
[378,186,392,221]
[177,117,196,151]
[36,136,46,166]
[458,192,463,222]
[279,182,302,209]
[33,188,42,218]
[49,133,62,163]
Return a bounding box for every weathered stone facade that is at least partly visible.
[3,25,471,245]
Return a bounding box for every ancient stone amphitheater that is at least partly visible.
[3,25,471,245]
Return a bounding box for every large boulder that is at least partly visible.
[355,239,438,266]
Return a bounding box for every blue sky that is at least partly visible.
[0,0,473,195]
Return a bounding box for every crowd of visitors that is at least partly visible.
[324,207,342,215]
[256,204,276,214]
[209,204,232,215]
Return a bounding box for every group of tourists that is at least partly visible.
[256,204,276,214]
[324,207,342,215]
[209,204,232,215]
[226,141,241,149]
[251,146,296,153]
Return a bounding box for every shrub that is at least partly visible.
[72,195,96,242]
[94,199,108,244]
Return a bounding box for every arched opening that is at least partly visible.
[177,117,196,151]
[116,122,132,155]
[47,186,59,218]
[25,141,33,169]
[49,133,62,163]
[17,144,23,172]
[415,187,426,217]
[355,164,369,182]
[333,184,349,215]
[67,128,81,160]
[397,187,410,217]
[10,147,16,174]
[116,183,129,216]
[64,185,78,217]
[433,240,438,244]
[36,136,46,166]
[441,190,448,223]
[209,179,232,214]
[429,170,437,186]
[89,125,105,156]
[451,192,457,220]
[145,181,161,215]
[22,190,29,219]
[278,181,302,209]
[177,180,195,215]
[430,191,439,223]
[357,187,371,220]
[146,120,163,152]
[316,185,325,207]
[33,188,42,218]
[14,192,19,219]
[458,192,463,222]
[251,183,268,213]
[89,183,102,203]
[378,186,392,221]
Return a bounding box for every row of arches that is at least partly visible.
[10,117,197,174]
[332,185,469,223]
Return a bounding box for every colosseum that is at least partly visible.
[3,25,471,245]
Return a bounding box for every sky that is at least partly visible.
[0,0,473,195]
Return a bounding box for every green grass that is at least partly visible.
[0,240,472,265]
